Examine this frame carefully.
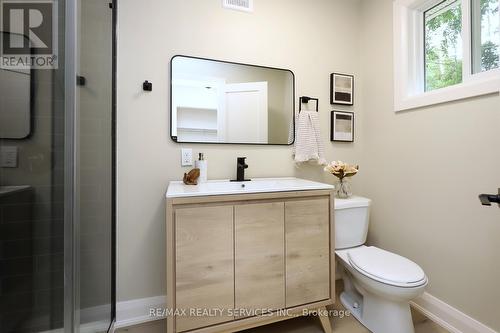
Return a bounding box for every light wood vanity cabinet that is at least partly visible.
[166,190,334,333]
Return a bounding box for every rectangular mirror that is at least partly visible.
[0,33,32,139]
[170,55,294,145]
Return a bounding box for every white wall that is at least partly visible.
[359,0,500,331]
[117,0,364,303]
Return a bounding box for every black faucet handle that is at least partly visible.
[237,157,248,167]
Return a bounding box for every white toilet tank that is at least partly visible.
[334,196,371,249]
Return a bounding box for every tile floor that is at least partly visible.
[116,281,449,333]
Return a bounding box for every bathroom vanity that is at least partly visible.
[166,178,335,333]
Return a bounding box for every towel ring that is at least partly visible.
[299,96,319,112]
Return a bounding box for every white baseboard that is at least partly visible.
[411,292,498,333]
[37,305,111,333]
[115,295,166,329]
[39,321,109,333]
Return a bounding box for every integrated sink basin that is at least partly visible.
[166,177,334,198]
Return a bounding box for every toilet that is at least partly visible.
[334,196,427,333]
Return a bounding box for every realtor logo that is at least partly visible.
[1,0,58,69]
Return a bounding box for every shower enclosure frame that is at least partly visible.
[63,0,117,331]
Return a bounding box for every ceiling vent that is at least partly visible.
[222,0,253,12]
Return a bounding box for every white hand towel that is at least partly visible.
[293,111,326,165]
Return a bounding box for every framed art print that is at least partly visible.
[331,111,354,142]
[330,73,354,105]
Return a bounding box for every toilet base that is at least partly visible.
[340,288,415,333]
[339,291,364,324]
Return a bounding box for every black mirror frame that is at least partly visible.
[169,54,295,146]
[0,32,35,140]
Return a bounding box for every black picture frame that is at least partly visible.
[330,73,354,105]
[331,111,354,142]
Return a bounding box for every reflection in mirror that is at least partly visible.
[170,56,294,145]
[0,33,32,139]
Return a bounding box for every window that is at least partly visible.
[424,0,463,91]
[393,0,500,111]
[471,0,500,73]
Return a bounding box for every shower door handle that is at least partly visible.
[478,189,500,207]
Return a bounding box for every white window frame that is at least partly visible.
[394,0,500,112]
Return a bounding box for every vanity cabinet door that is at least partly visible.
[175,206,234,332]
[285,198,330,307]
[234,202,285,317]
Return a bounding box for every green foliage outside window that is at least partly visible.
[425,1,463,91]
[482,40,500,70]
[425,0,499,91]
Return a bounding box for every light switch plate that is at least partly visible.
[181,148,193,166]
[1,146,18,168]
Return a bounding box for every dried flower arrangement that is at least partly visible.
[324,161,358,180]
[324,161,358,198]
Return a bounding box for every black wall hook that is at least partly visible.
[143,80,152,91]
[76,75,86,86]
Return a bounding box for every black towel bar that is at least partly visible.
[299,96,319,112]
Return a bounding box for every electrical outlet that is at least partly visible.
[181,148,193,166]
[1,146,18,168]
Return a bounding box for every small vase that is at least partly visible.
[335,178,352,198]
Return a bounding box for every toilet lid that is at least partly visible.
[347,246,427,288]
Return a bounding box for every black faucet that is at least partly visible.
[231,157,250,182]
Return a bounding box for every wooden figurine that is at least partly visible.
[183,168,200,185]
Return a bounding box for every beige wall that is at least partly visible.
[117,0,500,330]
[359,0,500,330]
[117,0,364,302]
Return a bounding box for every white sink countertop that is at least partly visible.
[0,185,32,197]
[166,177,334,198]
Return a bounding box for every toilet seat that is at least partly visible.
[347,246,427,288]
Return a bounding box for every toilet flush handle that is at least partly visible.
[479,189,500,207]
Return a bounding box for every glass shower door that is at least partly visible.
[74,0,115,331]
[0,0,67,330]
[0,0,115,331]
